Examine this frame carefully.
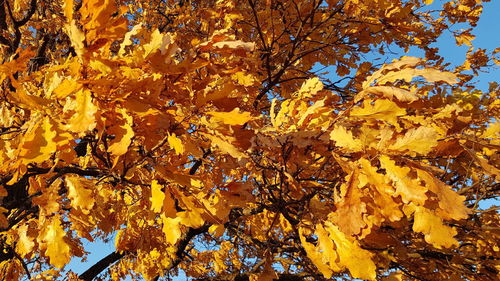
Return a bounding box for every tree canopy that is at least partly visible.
[0,0,499,280]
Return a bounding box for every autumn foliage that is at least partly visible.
[0,0,499,280]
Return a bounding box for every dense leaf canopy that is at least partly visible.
[0,0,498,280]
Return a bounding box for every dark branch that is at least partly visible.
[79,251,125,281]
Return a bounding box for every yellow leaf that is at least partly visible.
[330,125,364,152]
[413,206,459,248]
[330,170,367,236]
[161,215,182,245]
[357,86,419,103]
[63,0,74,22]
[416,169,469,220]
[350,99,406,125]
[363,56,421,88]
[81,0,119,31]
[178,210,205,228]
[325,222,377,280]
[207,108,253,126]
[168,133,184,155]
[377,68,457,85]
[119,24,143,56]
[482,121,499,138]
[417,68,458,84]
[44,72,63,98]
[389,126,439,155]
[232,72,255,86]
[19,116,57,165]
[107,109,134,156]
[65,89,97,134]
[455,30,475,46]
[212,40,255,51]
[151,180,165,213]
[464,148,500,181]
[209,224,225,238]
[53,79,82,99]
[66,176,95,214]
[379,155,428,205]
[296,98,328,128]
[358,158,403,222]
[204,133,246,160]
[65,20,85,57]
[89,59,113,75]
[296,77,323,98]
[16,224,35,258]
[41,215,71,268]
[10,84,50,110]
[143,29,175,58]
[315,224,342,272]
[299,227,334,278]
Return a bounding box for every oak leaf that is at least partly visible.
[325,222,377,280]
[416,169,469,220]
[107,109,134,157]
[207,108,254,126]
[40,216,71,268]
[412,206,459,248]
[330,125,364,152]
[299,227,334,278]
[16,224,35,258]
[151,180,165,213]
[350,99,406,125]
[66,176,95,214]
[389,126,439,155]
[379,155,428,205]
[64,89,97,134]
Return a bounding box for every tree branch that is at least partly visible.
[79,251,125,281]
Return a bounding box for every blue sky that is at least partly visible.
[66,1,499,280]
